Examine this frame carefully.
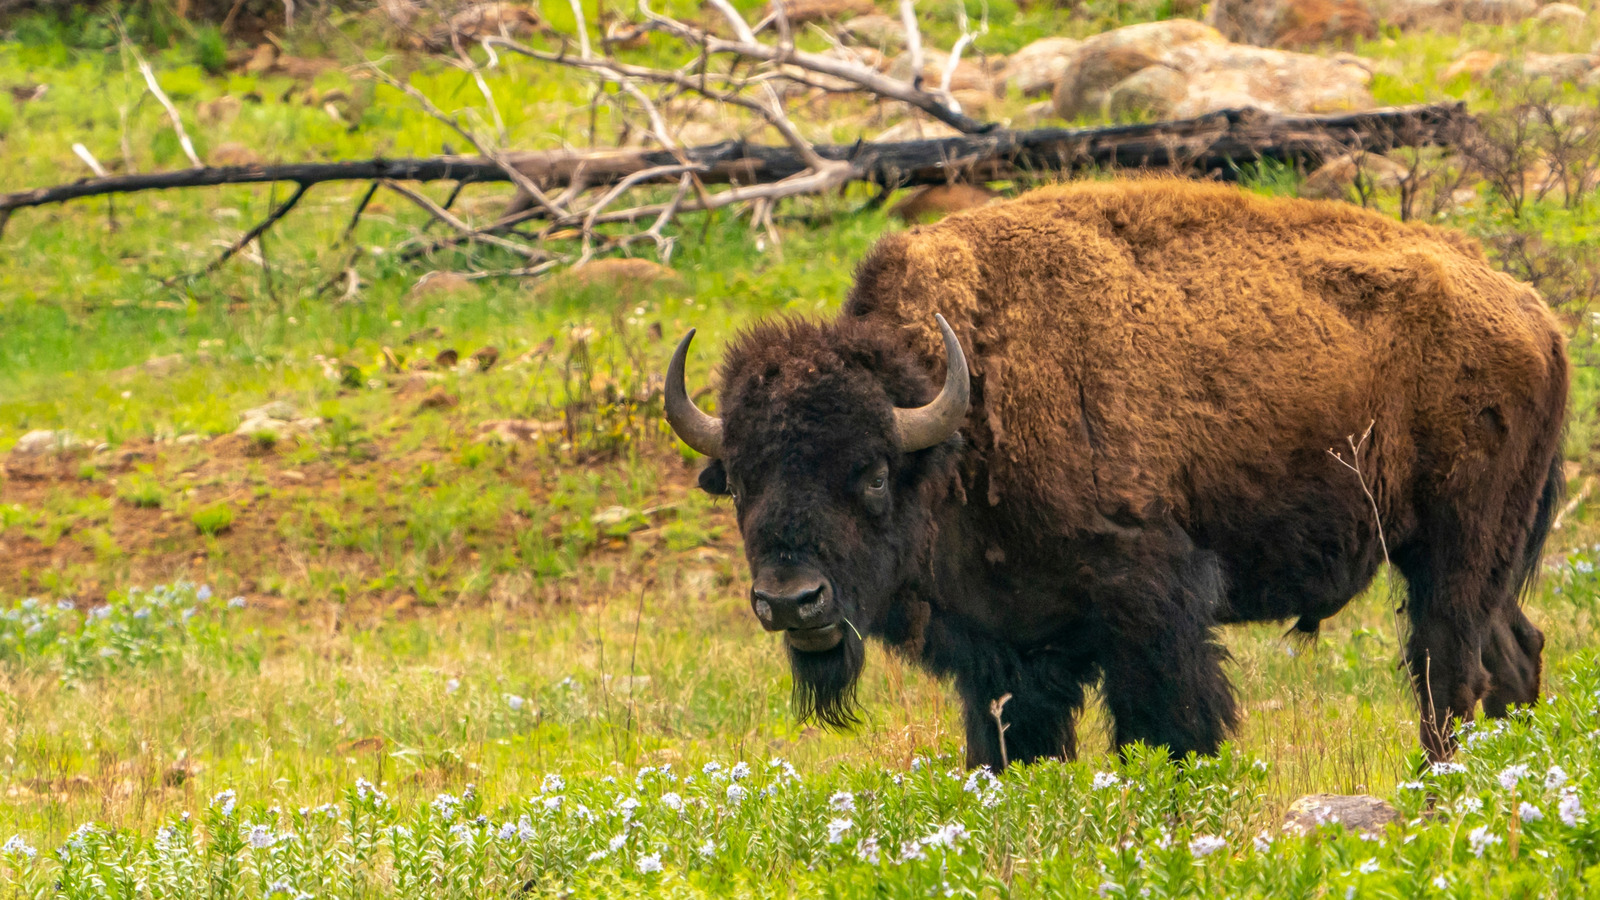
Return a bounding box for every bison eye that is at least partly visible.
[867,475,887,492]
[861,462,890,514]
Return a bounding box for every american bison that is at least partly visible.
[665,179,1568,768]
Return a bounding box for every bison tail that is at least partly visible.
[1512,450,1566,605]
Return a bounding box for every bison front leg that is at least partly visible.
[1096,537,1238,758]
[955,656,1089,771]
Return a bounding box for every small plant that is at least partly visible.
[116,475,166,509]
[191,501,235,536]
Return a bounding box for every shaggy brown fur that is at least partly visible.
[701,178,1568,766]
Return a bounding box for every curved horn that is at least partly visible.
[894,314,971,452]
[665,329,724,458]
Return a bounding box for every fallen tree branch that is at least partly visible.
[0,104,1470,218]
[166,181,312,284]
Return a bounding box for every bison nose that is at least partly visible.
[751,571,833,632]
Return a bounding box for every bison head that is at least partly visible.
[665,315,969,726]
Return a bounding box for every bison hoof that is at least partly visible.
[786,624,843,652]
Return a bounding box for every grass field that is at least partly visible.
[4,0,1600,896]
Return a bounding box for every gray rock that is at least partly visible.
[1108,65,1189,120]
[10,429,85,456]
[1283,794,1399,836]
[1000,36,1082,97]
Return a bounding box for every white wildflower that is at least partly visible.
[1520,802,1543,822]
[1358,858,1379,874]
[1547,766,1569,791]
[431,793,460,821]
[246,825,275,849]
[726,784,747,805]
[1467,824,1502,857]
[1188,835,1226,858]
[617,797,641,822]
[857,835,880,864]
[211,789,237,817]
[963,767,997,793]
[496,822,518,841]
[543,795,563,812]
[827,818,853,844]
[1499,764,1530,791]
[541,773,565,794]
[445,678,460,694]
[1397,780,1425,791]
[586,849,608,862]
[923,823,967,848]
[608,833,627,852]
[1253,830,1273,853]
[900,840,927,862]
[1433,875,1450,890]
[1092,771,1121,790]
[661,792,683,811]
[703,762,723,777]
[228,596,246,609]
[2,835,36,860]
[505,694,525,711]
[697,839,717,857]
[637,853,663,874]
[1098,881,1118,897]
[730,761,751,781]
[1560,791,1584,826]
[981,790,1001,808]
[1457,797,1484,815]
[829,791,856,813]
[1430,762,1467,777]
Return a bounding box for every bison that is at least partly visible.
[664,179,1568,768]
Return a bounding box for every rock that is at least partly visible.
[417,389,458,411]
[244,43,277,74]
[1209,0,1377,48]
[769,0,876,23]
[1300,151,1410,199]
[1438,50,1505,83]
[435,348,459,368]
[999,36,1082,97]
[1385,0,1538,29]
[1461,0,1537,23]
[409,271,475,301]
[1107,65,1190,119]
[1521,53,1600,85]
[210,142,263,167]
[1052,20,1227,120]
[1535,2,1587,28]
[9,430,85,456]
[476,419,563,443]
[873,117,964,142]
[1283,794,1398,836]
[1174,44,1375,117]
[236,402,321,438]
[196,95,241,126]
[890,49,996,94]
[836,13,906,48]
[537,258,684,296]
[469,346,500,372]
[889,184,998,223]
[950,88,994,116]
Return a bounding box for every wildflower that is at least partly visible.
[1467,825,1502,857]
[730,761,751,781]
[1098,881,1119,897]
[57,600,75,611]
[827,818,853,844]
[1520,802,1543,822]
[211,789,237,817]
[900,840,927,862]
[726,784,747,805]
[1430,762,1467,777]
[2,835,36,860]
[1188,835,1226,858]
[830,791,856,813]
[637,853,663,874]
[1547,765,1569,791]
[1499,764,1530,791]
[769,757,800,782]
[541,773,565,794]
[586,849,609,862]
[1397,781,1425,791]
[1432,875,1450,890]
[661,792,683,812]
[911,756,928,772]
[703,762,723,777]
[857,836,880,864]
[228,596,247,609]
[923,823,967,849]
[497,822,518,841]
[1457,797,1483,815]
[1358,858,1379,874]
[697,839,717,857]
[981,790,1001,809]
[247,825,275,849]
[608,833,627,852]
[445,678,460,694]
[892,774,904,786]
[543,796,563,812]
[267,881,296,896]
[197,585,213,602]
[505,694,526,711]
[431,793,460,821]
[1092,771,1121,790]
[618,797,641,822]
[963,767,996,794]
[1252,830,1273,853]
[448,823,471,843]
[572,803,594,823]
[1560,791,1584,826]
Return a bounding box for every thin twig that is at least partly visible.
[340,181,380,242]
[119,19,202,168]
[989,693,1013,769]
[381,179,548,260]
[1327,420,1390,566]
[167,181,312,284]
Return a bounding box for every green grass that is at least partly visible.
[2,1,1600,896]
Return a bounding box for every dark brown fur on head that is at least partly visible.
[698,318,962,727]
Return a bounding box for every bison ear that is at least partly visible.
[697,460,729,495]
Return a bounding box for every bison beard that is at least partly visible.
[787,631,866,729]
[666,179,1570,769]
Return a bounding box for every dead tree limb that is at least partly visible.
[0,104,1470,217]
[167,181,312,284]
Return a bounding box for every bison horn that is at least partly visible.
[895,314,971,452]
[665,328,724,458]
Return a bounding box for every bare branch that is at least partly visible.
[568,0,594,59]
[121,24,202,168]
[381,179,549,261]
[900,0,924,89]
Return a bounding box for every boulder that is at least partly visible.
[536,258,684,297]
[836,13,906,47]
[891,49,996,94]
[1052,20,1226,120]
[769,0,876,24]
[1107,65,1189,119]
[1438,49,1505,83]
[1535,3,1588,28]
[1209,0,1377,48]
[1164,43,1375,118]
[999,36,1082,97]
[1300,151,1410,199]
[1461,0,1538,23]
[236,401,322,438]
[889,184,998,223]
[1521,53,1600,85]
[9,430,86,456]
[1282,794,1398,836]
[1384,0,1539,30]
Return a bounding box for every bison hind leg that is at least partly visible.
[1098,527,1239,759]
